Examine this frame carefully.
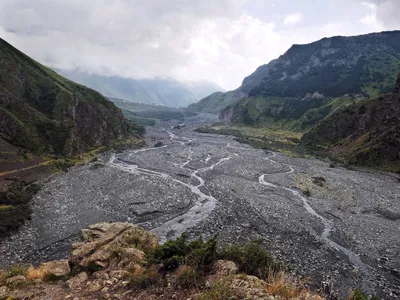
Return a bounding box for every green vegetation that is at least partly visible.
[148,233,218,271]
[148,233,279,280]
[187,90,240,113]
[348,289,377,300]
[0,183,41,238]
[196,124,325,159]
[112,98,197,126]
[302,188,311,197]
[176,265,204,288]
[0,38,135,157]
[220,240,278,280]
[198,277,234,300]
[0,264,27,281]
[189,31,400,115]
[312,177,326,187]
[302,79,400,173]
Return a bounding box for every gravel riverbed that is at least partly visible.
[0,114,399,299]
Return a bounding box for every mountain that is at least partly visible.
[302,74,400,171]
[56,69,224,108]
[189,31,400,126]
[187,89,246,113]
[0,38,131,157]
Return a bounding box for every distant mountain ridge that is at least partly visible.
[189,31,400,121]
[56,69,224,108]
[0,38,131,156]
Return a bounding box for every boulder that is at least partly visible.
[87,280,103,292]
[154,141,164,147]
[70,222,158,269]
[213,260,238,276]
[41,259,71,277]
[0,285,10,297]
[66,272,88,289]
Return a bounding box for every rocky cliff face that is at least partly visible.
[302,74,400,171]
[190,31,400,126]
[0,38,130,156]
[244,31,400,99]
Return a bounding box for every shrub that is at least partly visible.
[55,160,75,172]
[302,188,311,197]
[312,176,326,187]
[348,289,368,300]
[129,265,161,290]
[148,234,218,271]
[186,236,218,270]
[220,240,278,280]
[42,273,60,282]
[175,265,203,289]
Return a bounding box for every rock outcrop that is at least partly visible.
[0,222,324,300]
[70,222,158,270]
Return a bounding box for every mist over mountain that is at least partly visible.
[56,69,224,108]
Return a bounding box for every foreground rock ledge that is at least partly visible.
[0,222,324,300]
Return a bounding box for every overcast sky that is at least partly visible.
[0,0,399,90]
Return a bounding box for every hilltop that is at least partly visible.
[189,31,400,129]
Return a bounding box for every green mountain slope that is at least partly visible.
[0,38,131,156]
[302,74,400,171]
[190,31,400,124]
[187,89,245,113]
[110,98,197,126]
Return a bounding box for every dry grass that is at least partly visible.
[146,265,159,281]
[26,265,50,281]
[265,271,323,300]
[198,276,235,300]
[0,205,13,211]
[132,265,146,278]
[0,264,27,281]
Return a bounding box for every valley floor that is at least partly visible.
[0,114,399,299]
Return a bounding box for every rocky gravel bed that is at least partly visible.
[0,114,399,299]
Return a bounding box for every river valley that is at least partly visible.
[0,114,399,299]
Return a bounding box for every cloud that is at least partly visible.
[358,0,400,29]
[0,0,397,90]
[283,13,303,26]
[0,0,247,88]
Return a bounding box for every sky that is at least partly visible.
[0,0,399,90]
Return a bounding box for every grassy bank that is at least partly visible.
[196,124,327,159]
